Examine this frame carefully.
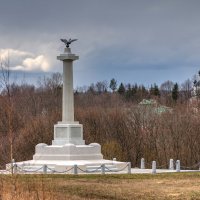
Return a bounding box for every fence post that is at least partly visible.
[176,160,180,172]
[127,162,131,174]
[101,164,105,175]
[13,164,17,174]
[113,158,116,162]
[11,159,15,175]
[141,158,145,169]
[43,165,47,174]
[152,161,156,174]
[169,159,174,170]
[73,164,78,175]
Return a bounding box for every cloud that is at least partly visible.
[0,48,32,59]
[1,0,200,86]
[0,48,50,72]
[0,48,33,66]
[21,55,49,71]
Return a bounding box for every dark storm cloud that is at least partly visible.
[1,0,200,86]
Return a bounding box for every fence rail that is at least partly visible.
[1,158,200,175]
[1,162,131,175]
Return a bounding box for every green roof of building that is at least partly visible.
[139,99,157,105]
[139,99,172,114]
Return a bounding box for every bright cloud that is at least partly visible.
[0,48,50,72]
[0,48,33,60]
[22,55,49,71]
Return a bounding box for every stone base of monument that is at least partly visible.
[6,141,127,173]
[33,142,103,161]
[6,158,127,174]
[6,122,127,173]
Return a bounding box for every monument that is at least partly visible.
[6,39,127,173]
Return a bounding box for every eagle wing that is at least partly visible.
[60,39,68,44]
[70,39,78,43]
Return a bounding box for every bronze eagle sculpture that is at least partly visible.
[60,38,78,48]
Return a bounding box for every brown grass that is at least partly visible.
[1,173,200,200]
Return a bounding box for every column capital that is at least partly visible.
[57,48,79,61]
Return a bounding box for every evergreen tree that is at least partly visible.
[118,83,125,95]
[138,85,148,99]
[109,78,117,92]
[172,83,179,101]
[150,84,154,95]
[125,83,132,99]
[154,84,160,96]
[150,84,160,96]
[132,84,138,95]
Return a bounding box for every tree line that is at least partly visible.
[0,68,200,169]
[76,78,192,106]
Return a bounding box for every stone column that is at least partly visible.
[62,55,74,122]
[57,48,78,122]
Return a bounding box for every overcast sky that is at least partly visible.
[1,0,200,87]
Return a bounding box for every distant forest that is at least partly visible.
[0,68,200,169]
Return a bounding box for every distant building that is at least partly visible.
[139,99,157,106]
[139,99,172,114]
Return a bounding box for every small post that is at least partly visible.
[11,159,15,175]
[176,160,180,172]
[127,162,131,174]
[141,158,145,169]
[101,164,105,175]
[113,158,116,162]
[152,161,156,174]
[169,159,174,170]
[73,164,78,175]
[43,165,47,174]
[13,164,17,174]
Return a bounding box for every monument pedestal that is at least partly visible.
[52,121,85,145]
[33,143,103,161]
[33,119,103,161]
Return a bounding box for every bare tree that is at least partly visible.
[95,81,108,94]
[160,80,174,94]
[181,79,192,97]
[0,53,14,166]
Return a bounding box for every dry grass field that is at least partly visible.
[0,173,200,200]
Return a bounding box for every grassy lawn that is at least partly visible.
[0,172,200,199]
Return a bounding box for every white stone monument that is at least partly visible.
[52,47,84,146]
[6,39,127,173]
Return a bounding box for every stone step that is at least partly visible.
[9,163,125,174]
